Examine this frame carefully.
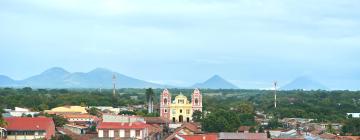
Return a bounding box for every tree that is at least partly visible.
[341,118,360,136]
[258,126,265,133]
[192,110,203,122]
[45,114,68,127]
[235,102,254,114]
[202,110,241,132]
[0,109,6,127]
[267,118,281,130]
[22,87,32,93]
[119,111,136,115]
[145,88,155,114]
[239,114,256,126]
[39,104,49,111]
[266,130,271,138]
[249,127,256,133]
[88,107,100,117]
[326,124,336,134]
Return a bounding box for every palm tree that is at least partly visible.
[146,88,155,114]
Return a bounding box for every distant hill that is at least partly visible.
[0,67,166,88]
[192,75,238,89]
[0,75,16,86]
[281,76,329,90]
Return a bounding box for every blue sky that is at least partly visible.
[0,0,360,89]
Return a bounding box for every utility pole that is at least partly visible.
[274,81,277,108]
[112,74,116,96]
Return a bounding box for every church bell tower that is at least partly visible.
[160,89,171,120]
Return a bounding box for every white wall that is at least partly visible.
[98,130,103,137]
[119,130,125,137]
[109,130,114,138]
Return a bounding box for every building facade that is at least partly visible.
[97,115,149,139]
[160,89,202,123]
[3,117,55,140]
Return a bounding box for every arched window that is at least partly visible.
[180,109,183,113]
[195,98,199,105]
[164,98,167,104]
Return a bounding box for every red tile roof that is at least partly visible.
[180,134,218,140]
[97,122,148,129]
[4,117,54,131]
[4,117,55,140]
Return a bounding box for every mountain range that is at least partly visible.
[192,75,238,89]
[0,67,238,89]
[280,76,329,90]
[0,67,330,90]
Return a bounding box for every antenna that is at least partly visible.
[113,74,116,96]
[274,81,277,108]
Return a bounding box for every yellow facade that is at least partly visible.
[160,89,202,123]
[169,93,193,123]
[45,106,87,114]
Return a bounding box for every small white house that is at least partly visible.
[347,113,360,118]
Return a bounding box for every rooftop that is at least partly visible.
[218,132,268,140]
[97,122,148,129]
[4,117,54,131]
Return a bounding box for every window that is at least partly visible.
[136,130,140,136]
[164,109,167,113]
[186,109,190,114]
[109,130,114,138]
[164,98,167,104]
[98,130,104,138]
[119,130,125,137]
[180,109,182,113]
[178,99,184,104]
[195,98,199,104]
[130,130,136,138]
[172,109,176,114]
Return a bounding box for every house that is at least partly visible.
[147,124,162,140]
[318,133,336,140]
[97,114,150,139]
[218,132,268,140]
[44,106,87,115]
[97,121,149,139]
[63,124,88,135]
[0,127,6,139]
[237,126,251,133]
[346,113,360,118]
[102,114,145,123]
[165,123,202,140]
[144,117,169,140]
[4,117,55,140]
[62,114,99,123]
[176,133,218,140]
[2,107,39,117]
[89,106,121,114]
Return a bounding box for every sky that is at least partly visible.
[0,0,360,89]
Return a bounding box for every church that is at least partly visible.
[160,89,202,123]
